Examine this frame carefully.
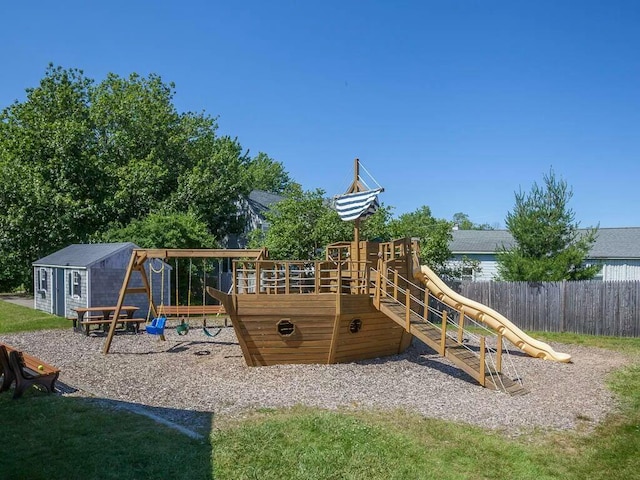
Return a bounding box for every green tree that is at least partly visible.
[89,71,221,226]
[0,65,263,289]
[360,205,394,242]
[389,206,453,275]
[170,136,251,238]
[497,169,599,281]
[452,212,494,230]
[100,211,217,249]
[249,187,351,260]
[246,152,295,194]
[0,66,102,289]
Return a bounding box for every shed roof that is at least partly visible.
[32,243,137,268]
[450,228,640,259]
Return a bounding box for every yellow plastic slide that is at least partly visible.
[415,265,572,363]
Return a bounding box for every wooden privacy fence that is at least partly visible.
[457,280,640,337]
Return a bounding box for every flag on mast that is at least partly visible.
[335,188,383,221]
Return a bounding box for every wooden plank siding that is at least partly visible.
[232,293,409,366]
[458,280,640,337]
[332,294,407,363]
[234,294,335,365]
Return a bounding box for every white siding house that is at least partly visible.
[449,227,640,281]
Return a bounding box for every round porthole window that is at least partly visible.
[349,318,362,334]
[277,319,295,336]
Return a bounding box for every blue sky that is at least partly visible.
[1,1,639,228]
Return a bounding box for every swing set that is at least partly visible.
[102,248,267,354]
[144,257,219,338]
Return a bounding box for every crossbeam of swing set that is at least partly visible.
[102,247,267,354]
[134,248,267,259]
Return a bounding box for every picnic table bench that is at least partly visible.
[0,343,60,399]
[72,306,141,336]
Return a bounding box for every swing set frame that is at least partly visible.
[102,248,267,354]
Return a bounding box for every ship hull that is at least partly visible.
[232,293,411,366]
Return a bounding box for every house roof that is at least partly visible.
[450,227,640,259]
[247,190,284,215]
[449,230,516,253]
[32,242,137,268]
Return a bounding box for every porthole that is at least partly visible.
[277,319,295,337]
[349,318,362,334]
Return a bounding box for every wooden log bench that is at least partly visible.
[0,344,60,399]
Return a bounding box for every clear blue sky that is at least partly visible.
[1,1,639,228]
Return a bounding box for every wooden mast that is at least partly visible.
[346,158,362,265]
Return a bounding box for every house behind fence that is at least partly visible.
[457,280,640,337]
[449,227,640,281]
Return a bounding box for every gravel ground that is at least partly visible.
[1,327,633,436]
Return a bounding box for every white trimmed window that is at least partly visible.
[39,268,48,292]
[72,271,82,298]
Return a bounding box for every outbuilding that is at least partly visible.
[32,242,169,318]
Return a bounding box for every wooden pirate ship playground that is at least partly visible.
[102,159,571,394]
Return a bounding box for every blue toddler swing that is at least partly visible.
[146,259,167,338]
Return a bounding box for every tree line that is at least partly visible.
[0,65,598,291]
[0,65,292,290]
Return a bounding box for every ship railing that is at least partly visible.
[232,260,372,295]
[377,238,417,262]
[372,266,521,392]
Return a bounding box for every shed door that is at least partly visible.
[53,268,66,316]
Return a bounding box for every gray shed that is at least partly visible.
[32,243,170,318]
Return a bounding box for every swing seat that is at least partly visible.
[203,326,221,338]
[146,316,167,335]
[176,320,189,336]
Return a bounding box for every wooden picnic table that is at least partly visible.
[72,306,140,335]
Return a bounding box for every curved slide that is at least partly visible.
[415,265,572,363]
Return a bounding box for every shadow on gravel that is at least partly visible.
[354,341,480,387]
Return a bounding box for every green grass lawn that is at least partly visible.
[0,298,68,333]
[1,299,639,479]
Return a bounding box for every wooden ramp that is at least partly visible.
[376,298,527,396]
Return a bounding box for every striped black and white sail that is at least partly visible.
[335,188,383,221]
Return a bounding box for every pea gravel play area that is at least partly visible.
[1,327,631,436]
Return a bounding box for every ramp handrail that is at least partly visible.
[372,266,522,392]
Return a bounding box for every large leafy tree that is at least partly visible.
[100,211,216,249]
[0,66,103,289]
[497,169,599,281]
[170,136,251,237]
[389,206,453,275]
[0,65,255,290]
[250,187,351,260]
[245,152,295,194]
